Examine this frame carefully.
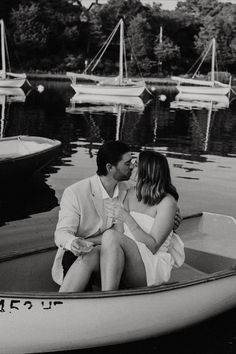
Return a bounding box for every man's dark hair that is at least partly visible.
[96,141,130,176]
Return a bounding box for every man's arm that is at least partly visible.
[54,187,80,250]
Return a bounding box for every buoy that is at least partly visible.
[151,86,156,92]
[159,94,167,102]
[37,85,44,93]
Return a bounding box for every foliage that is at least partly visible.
[1,0,236,75]
[154,36,180,72]
[11,3,48,51]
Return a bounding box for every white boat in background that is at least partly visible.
[67,19,147,97]
[0,19,26,88]
[0,212,236,354]
[171,38,231,96]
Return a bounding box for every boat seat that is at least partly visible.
[168,262,206,283]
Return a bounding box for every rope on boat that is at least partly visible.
[230,86,236,96]
[145,86,153,96]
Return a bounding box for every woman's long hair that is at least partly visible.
[136,151,178,206]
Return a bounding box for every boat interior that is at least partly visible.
[0,213,236,294]
[0,136,54,159]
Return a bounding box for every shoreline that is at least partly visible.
[27,73,236,87]
[26,73,177,85]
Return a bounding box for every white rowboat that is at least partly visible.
[0,135,61,180]
[0,212,236,353]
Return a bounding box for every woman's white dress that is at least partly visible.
[124,211,185,286]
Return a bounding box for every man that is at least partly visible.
[51,141,181,288]
[52,141,134,286]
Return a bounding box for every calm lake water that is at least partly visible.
[0,79,236,353]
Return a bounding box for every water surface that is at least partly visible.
[0,80,236,353]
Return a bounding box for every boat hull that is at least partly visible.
[176,85,230,95]
[0,135,61,181]
[0,78,26,88]
[0,273,236,354]
[71,83,145,97]
[0,213,236,353]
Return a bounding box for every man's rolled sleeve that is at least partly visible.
[54,187,80,249]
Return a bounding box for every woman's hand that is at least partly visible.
[71,238,94,257]
[106,201,130,224]
[173,207,182,230]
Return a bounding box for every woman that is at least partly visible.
[59,150,184,292]
[100,150,185,290]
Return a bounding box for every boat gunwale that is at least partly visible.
[72,83,145,90]
[1,211,236,299]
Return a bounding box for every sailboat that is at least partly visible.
[0,19,26,88]
[67,19,146,97]
[171,38,231,96]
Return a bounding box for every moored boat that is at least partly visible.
[171,38,231,96]
[67,19,147,97]
[0,212,236,354]
[0,135,61,180]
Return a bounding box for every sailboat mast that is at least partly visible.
[211,38,216,87]
[1,20,6,79]
[0,96,6,138]
[119,19,124,86]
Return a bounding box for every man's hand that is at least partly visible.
[173,207,182,231]
[71,238,94,257]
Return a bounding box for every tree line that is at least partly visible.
[1,0,236,77]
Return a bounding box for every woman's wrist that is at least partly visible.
[126,215,139,232]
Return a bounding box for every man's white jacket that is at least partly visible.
[52,174,130,285]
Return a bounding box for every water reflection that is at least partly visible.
[66,93,151,148]
[0,88,26,138]
[170,93,230,110]
[67,93,146,113]
[169,92,236,157]
[0,171,58,225]
[1,81,236,164]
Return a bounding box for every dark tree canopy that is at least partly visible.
[1,0,235,75]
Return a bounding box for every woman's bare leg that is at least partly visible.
[59,246,100,293]
[100,229,146,291]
